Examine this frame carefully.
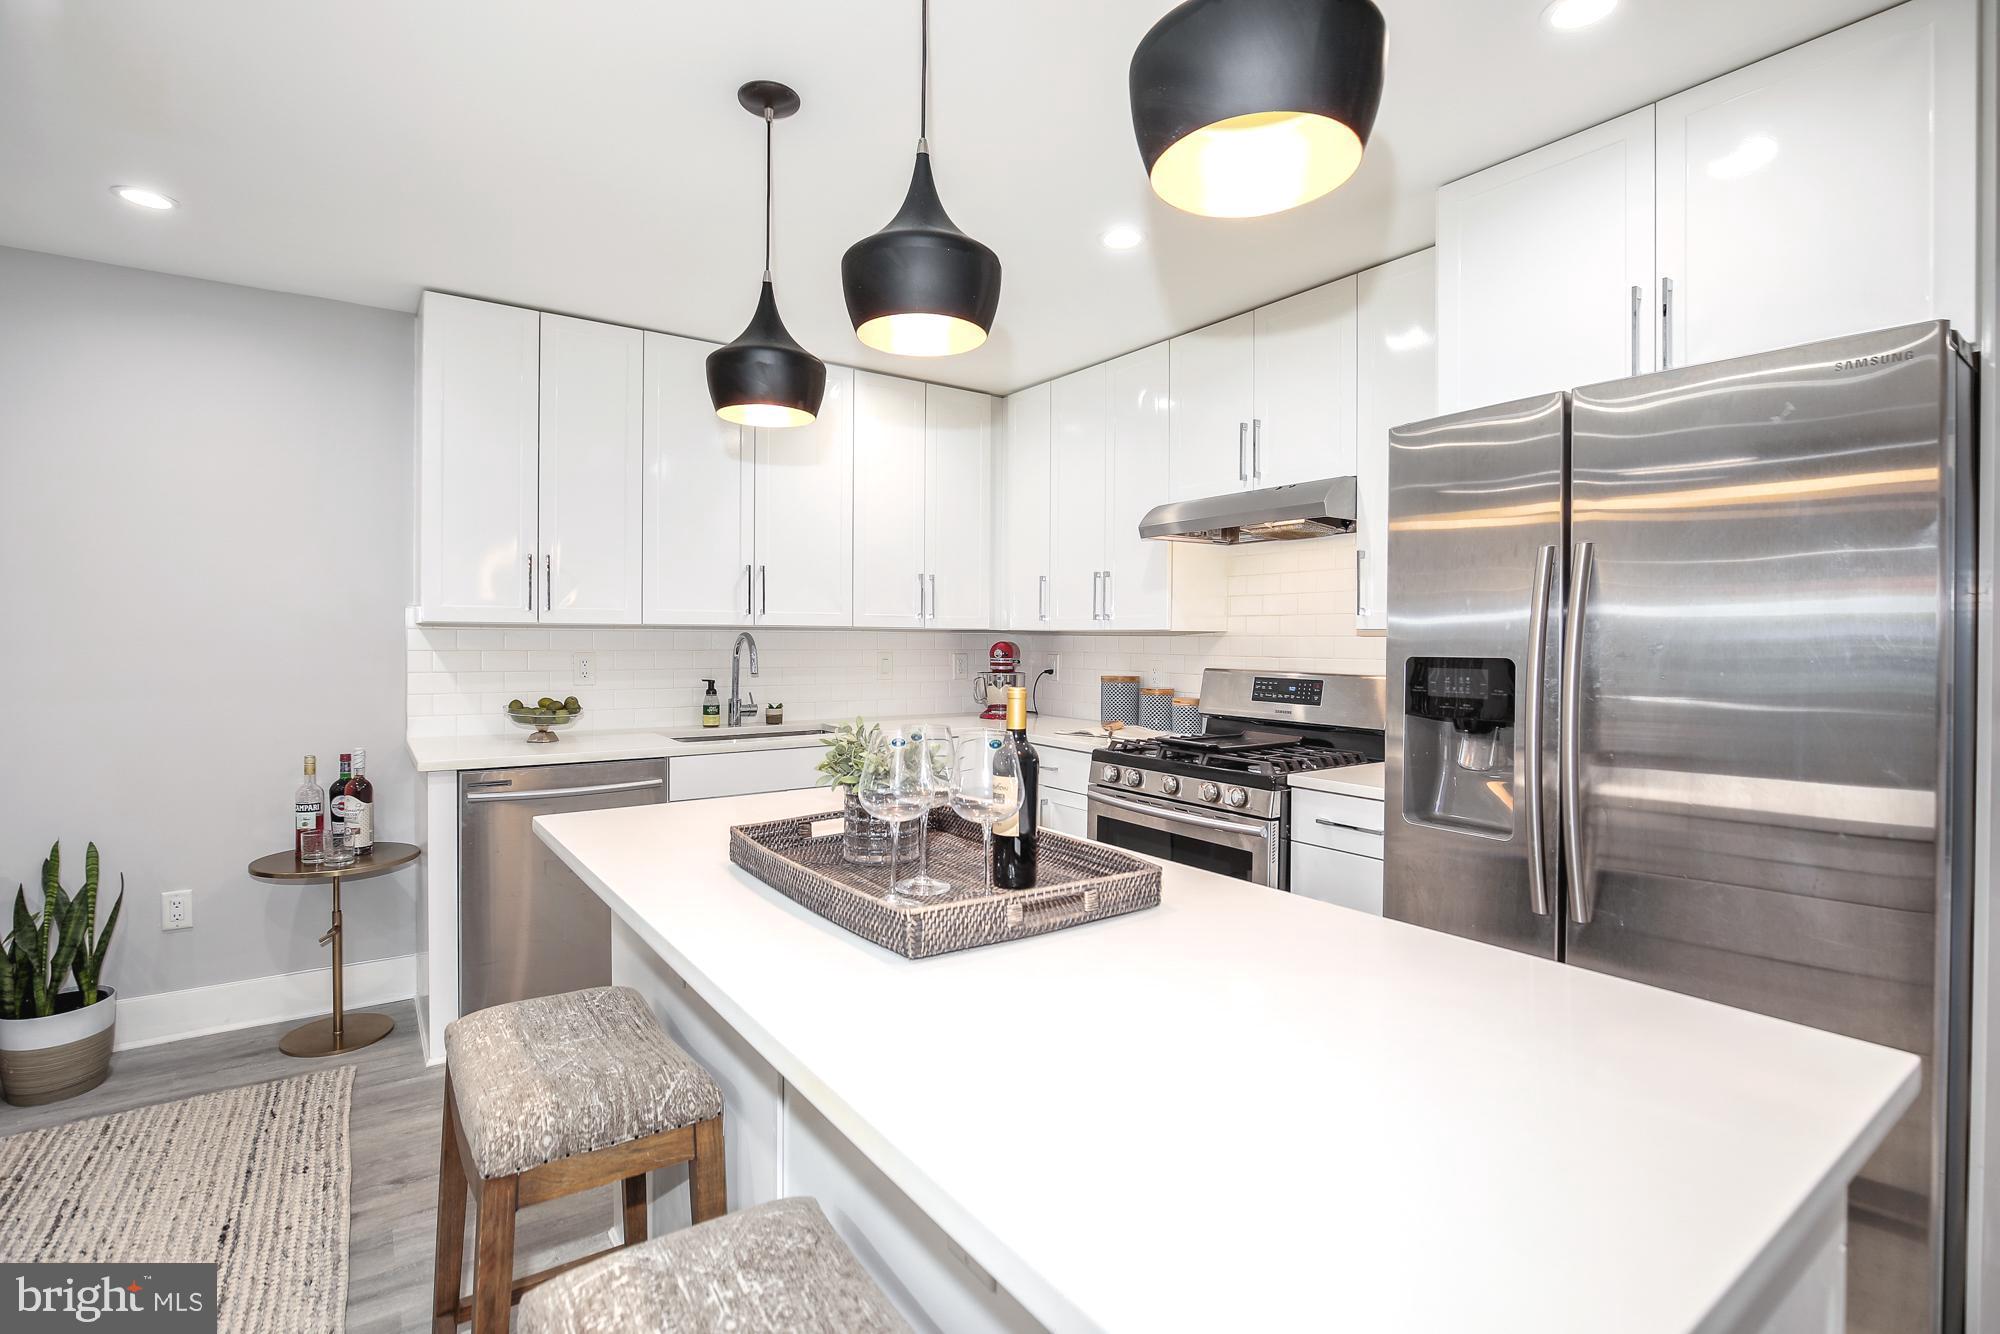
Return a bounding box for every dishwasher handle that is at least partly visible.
[464,777,664,803]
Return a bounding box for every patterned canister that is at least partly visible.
[1140,687,1174,731]
[1172,696,1203,735]
[1100,675,1141,725]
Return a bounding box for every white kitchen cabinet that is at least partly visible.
[754,367,854,627]
[1104,343,1173,628]
[1168,313,1254,501]
[1290,841,1384,915]
[537,313,643,624]
[417,292,541,623]
[1436,107,1656,413]
[1354,249,1437,633]
[1047,364,1110,630]
[642,332,754,626]
[1252,277,1357,488]
[922,385,993,630]
[998,384,1052,630]
[1034,744,1091,797]
[1039,787,1089,839]
[1654,0,1976,368]
[852,372,929,628]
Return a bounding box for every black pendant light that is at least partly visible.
[1129,0,1387,219]
[841,0,1001,358]
[708,81,826,427]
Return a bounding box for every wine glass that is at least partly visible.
[949,729,1023,893]
[890,726,954,899]
[856,731,933,908]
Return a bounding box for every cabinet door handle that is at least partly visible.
[1356,548,1367,617]
[917,572,926,620]
[758,564,768,616]
[744,563,753,617]
[1092,570,1104,620]
[1661,278,1675,371]
[1238,422,1248,482]
[1629,285,1642,376]
[1038,574,1048,622]
[1103,570,1114,621]
[524,553,534,612]
[545,553,552,610]
[1251,419,1262,481]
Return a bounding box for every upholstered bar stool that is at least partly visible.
[432,986,727,1334]
[516,1197,911,1334]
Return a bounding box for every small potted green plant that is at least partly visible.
[817,719,891,865]
[765,702,784,725]
[1,842,124,1106]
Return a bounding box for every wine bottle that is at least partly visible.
[337,748,376,855]
[992,686,1039,890]
[328,753,353,843]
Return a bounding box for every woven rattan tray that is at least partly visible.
[730,808,1161,959]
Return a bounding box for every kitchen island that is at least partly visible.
[535,787,1918,1333]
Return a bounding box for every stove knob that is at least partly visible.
[1198,783,1221,804]
[1160,776,1181,796]
[1101,765,1122,785]
[1124,770,1144,788]
[1225,787,1249,809]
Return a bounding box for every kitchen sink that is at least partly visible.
[668,725,833,744]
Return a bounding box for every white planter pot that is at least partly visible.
[0,988,116,1107]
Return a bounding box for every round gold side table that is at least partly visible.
[249,841,421,1057]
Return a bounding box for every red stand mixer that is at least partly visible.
[972,640,1022,719]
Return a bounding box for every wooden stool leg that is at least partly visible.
[689,1115,727,1224]
[621,1173,649,1245]
[432,1078,468,1334]
[470,1175,518,1334]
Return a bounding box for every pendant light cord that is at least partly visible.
[763,109,774,280]
[918,0,929,151]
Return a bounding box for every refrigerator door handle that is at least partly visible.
[1660,278,1676,371]
[1561,540,1596,923]
[1523,544,1556,917]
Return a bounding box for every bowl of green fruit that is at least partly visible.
[507,696,583,745]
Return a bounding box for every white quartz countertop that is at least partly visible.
[534,788,1918,1334]
[405,713,1154,773]
[1287,760,1385,798]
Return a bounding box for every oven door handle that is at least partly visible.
[1089,790,1270,837]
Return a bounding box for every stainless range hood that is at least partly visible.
[1139,476,1357,544]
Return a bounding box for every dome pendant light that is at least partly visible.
[1129,0,1388,219]
[841,0,1001,358]
[708,81,826,427]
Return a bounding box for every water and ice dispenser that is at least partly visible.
[1401,656,1518,837]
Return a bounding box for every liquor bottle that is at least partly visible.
[339,748,376,855]
[328,754,353,843]
[992,686,1040,890]
[294,755,326,865]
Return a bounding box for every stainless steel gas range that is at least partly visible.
[1087,669,1384,890]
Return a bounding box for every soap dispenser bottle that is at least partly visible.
[701,679,720,728]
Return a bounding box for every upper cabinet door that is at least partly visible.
[1354,249,1437,634]
[537,314,643,625]
[1252,278,1358,488]
[642,332,752,627]
[851,372,928,629]
[1000,384,1053,632]
[1168,313,1255,500]
[1437,107,1655,412]
[923,385,993,631]
[1048,365,1110,631]
[1103,343,1174,630]
[1655,0,1976,368]
[417,293,541,624]
[755,366,854,627]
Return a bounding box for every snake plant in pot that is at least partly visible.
[1,842,124,1106]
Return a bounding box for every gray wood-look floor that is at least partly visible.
[0,1001,615,1333]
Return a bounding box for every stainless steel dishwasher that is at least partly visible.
[459,759,667,1015]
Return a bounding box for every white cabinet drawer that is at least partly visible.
[671,747,824,801]
[1035,744,1092,795]
[1291,841,1384,916]
[1292,788,1385,840]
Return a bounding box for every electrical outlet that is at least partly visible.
[950,652,968,680]
[161,889,193,931]
[1146,667,1166,688]
[1048,653,1062,682]
[571,652,595,685]
[877,652,894,680]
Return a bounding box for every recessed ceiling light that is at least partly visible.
[111,185,178,210]
[1542,0,1617,31]
[1100,225,1145,251]
[1706,134,1780,181]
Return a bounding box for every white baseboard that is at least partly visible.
[113,953,419,1051]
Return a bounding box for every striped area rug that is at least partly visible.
[0,1067,352,1333]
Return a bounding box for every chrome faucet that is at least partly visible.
[728,632,759,727]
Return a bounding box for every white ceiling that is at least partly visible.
[0,0,1892,395]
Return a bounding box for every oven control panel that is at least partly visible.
[1090,757,1281,820]
[1251,676,1323,706]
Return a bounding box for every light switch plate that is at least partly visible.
[951,652,968,680]
[571,652,595,685]
[877,652,894,680]
[161,889,192,931]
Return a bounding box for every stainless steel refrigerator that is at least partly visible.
[1384,321,1974,1333]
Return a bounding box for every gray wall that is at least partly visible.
[0,246,417,1000]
